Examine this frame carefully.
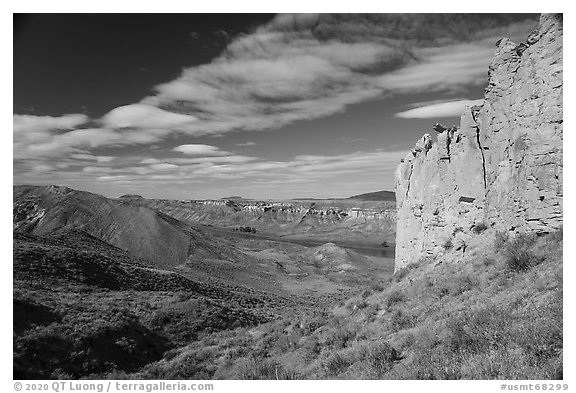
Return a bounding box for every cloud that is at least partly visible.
[13,113,89,134]
[395,99,484,119]
[140,158,161,164]
[14,15,538,166]
[167,155,256,164]
[236,141,256,146]
[172,144,228,156]
[15,123,173,159]
[186,149,408,180]
[377,44,495,93]
[70,153,115,163]
[13,14,539,199]
[83,166,113,173]
[96,175,129,182]
[130,14,536,138]
[149,163,179,171]
[101,103,198,129]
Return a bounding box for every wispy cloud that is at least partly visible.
[70,154,115,163]
[13,14,539,198]
[395,98,484,119]
[377,44,495,93]
[14,15,537,149]
[16,147,408,198]
[135,14,536,137]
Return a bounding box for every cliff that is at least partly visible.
[395,14,563,270]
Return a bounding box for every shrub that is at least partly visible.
[370,281,386,292]
[502,234,543,272]
[385,289,405,310]
[301,336,322,361]
[494,231,509,249]
[505,248,541,272]
[324,326,356,350]
[323,352,351,376]
[472,222,488,234]
[361,289,373,299]
[237,357,300,380]
[366,341,401,375]
[549,227,563,243]
[355,300,369,310]
[443,239,453,250]
[450,273,479,295]
[393,267,409,281]
[389,309,416,332]
[393,259,423,281]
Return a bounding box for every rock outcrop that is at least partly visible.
[395,14,563,270]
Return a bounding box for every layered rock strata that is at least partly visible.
[395,14,563,270]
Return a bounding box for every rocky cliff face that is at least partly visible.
[395,14,563,270]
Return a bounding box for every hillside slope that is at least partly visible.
[13,230,271,379]
[347,190,395,202]
[119,229,562,380]
[13,185,248,267]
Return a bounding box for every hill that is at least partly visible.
[13,229,272,379]
[347,190,395,202]
[13,185,248,268]
[13,185,394,379]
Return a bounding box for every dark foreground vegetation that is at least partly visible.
[14,227,562,379]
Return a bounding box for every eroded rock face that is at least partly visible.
[395,14,563,270]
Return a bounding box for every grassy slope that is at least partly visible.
[127,229,562,380]
[13,229,390,379]
[12,231,273,379]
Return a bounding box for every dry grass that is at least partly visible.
[14,227,562,380]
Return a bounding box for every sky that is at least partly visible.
[13,13,540,200]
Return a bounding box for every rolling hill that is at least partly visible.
[13,185,248,268]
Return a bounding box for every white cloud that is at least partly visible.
[16,127,172,159]
[97,175,127,181]
[13,113,89,134]
[149,163,179,171]
[133,16,536,139]
[236,141,257,146]
[140,158,162,164]
[172,144,227,156]
[13,14,538,198]
[395,99,484,119]
[31,164,54,173]
[101,103,197,129]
